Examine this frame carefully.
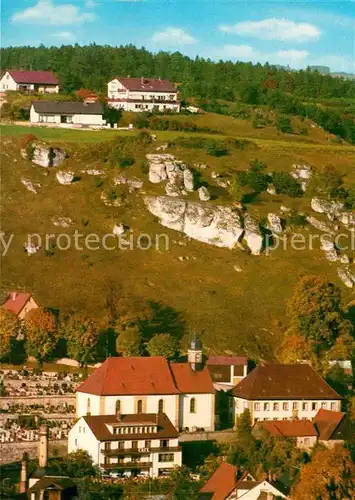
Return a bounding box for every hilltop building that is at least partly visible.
[2,292,39,320]
[107,76,180,112]
[68,412,182,478]
[232,364,342,425]
[0,70,59,93]
[30,101,105,127]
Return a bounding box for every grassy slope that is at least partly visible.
[1,115,354,360]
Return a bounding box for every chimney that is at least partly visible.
[19,454,28,493]
[39,424,48,468]
[116,411,121,422]
[141,76,144,85]
[11,292,17,301]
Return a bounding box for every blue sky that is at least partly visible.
[2,0,354,72]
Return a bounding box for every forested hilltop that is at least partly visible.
[2,44,355,99]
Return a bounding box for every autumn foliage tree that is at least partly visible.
[24,308,58,362]
[61,313,102,367]
[116,326,142,356]
[292,445,355,500]
[146,334,179,359]
[0,309,19,359]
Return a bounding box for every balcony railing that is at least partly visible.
[102,446,181,456]
[100,462,152,470]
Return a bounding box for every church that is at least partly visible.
[74,339,215,432]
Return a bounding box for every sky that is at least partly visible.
[1,0,354,72]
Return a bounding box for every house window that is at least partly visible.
[160,439,168,449]
[293,402,298,410]
[254,402,260,411]
[312,402,317,411]
[158,453,174,462]
[302,402,308,411]
[145,440,151,449]
[331,402,336,411]
[118,441,124,450]
[116,400,121,413]
[104,442,110,451]
[87,398,91,415]
[132,441,138,450]
[273,403,279,411]
[283,403,289,411]
[264,403,270,411]
[158,399,164,413]
[190,398,196,414]
[304,437,310,445]
[137,400,143,414]
[104,456,110,465]
[321,402,327,409]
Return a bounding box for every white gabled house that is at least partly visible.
[68,412,182,478]
[107,76,180,112]
[75,341,215,432]
[30,101,105,127]
[0,70,59,93]
[232,363,342,426]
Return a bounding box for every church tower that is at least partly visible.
[187,336,203,371]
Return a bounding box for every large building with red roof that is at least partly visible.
[75,340,215,432]
[0,70,59,93]
[107,76,180,112]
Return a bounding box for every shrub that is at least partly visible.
[119,156,135,168]
[206,140,229,157]
[272,172,303,197]
[134,113,150,129]
[276,116,293,133]
[137,130,152,146]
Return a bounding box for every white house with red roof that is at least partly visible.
[75,340,215,432]
[0,70,59,93]
[2,291,39,320]
[107,76,180,112]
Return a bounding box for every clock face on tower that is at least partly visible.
[195,353,202,362]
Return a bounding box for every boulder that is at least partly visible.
[156,143,168,151]
[311,198,344,216]
[149,163,167,184]
[280,205,291,213]
[113,224,125,236]
[244,214,263,255]
[165,182,181,197]
[337,267,354,288]
[306,216,335,234]
[114,175,143,191]
[198,186,211,201]
[51,217,73,227]
[183,168,194,192]
[82,169,105,176]
[339,212,355,229]
[233,264,243,272]
[291,164,312,180]
[56,171,74,185]
[340,254,350,264]
[144,196,243,248]
[21,143,66,168]
[24,242,40,255]
[267,184,276,195]
[21,178,41,194]
[267,213,283,234]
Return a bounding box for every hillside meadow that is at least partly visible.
[1,114,354,359]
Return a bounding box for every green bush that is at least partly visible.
[206,140,229,157]
[276,116,293,133]
[272,172,303,197]
[119,156,135,168]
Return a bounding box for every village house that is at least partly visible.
[232,364,342,425]
[0,70,59,93]
[2,292,39,320]
[199,463,288,499]
[75,340,215,432]
[312,408,353,447]
[207,356,248,391]
[68,412,182,478]
[253,419,318,450]
[107,76,180,112]
[30,101,105,127]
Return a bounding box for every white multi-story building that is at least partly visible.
[68,412,182,478]
[75,340,215,432]
[107,77,180,112]
[233,363,341,425]
[0,70,59,93]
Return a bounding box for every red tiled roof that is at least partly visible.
[232,364,341,401]
[255,419,317,438]
[7,70,58,85]
[2,292,32,315]
[170,363,215,394]
[207,356,248,366]
[83,412,178,441]
[113,77,176,92]
[200,462,238,500]
[77,357,179,396]
[313,409,346,440]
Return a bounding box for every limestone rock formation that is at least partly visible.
[113,224,125,236]
[311,198,344,217]
[198,186,211,201]
[337,267,354,288]
[183,168,194,192]
[56,171,74,185]
[267,213,283,234]
[51,217,73,227]
[244,214,263,255]
[21,178,41,194]
[21,143,66,168]
[306,216,335,234]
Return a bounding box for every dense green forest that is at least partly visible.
[1,44,355,142]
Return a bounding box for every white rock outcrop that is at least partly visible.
[113,224,125,236]
[267,213,283,234]
[24,242,40,255]
[311,198,344,217]
[291,164,312,192]
[183,168,194,192]
[114,175,143,191]
[306,216,335,234]
[51,217,73,227]
[165,182,181,197]
[267,184,276,195]
[22,143,66,168]
[339,212,355,229]
[337,267,354,288]
[21,178,41,194]
[149,163,168,184]
[144,196,243,249]
[198,186,211,201]
[56,171,74,185]
[320,236,338,262]
[244,214,263,255]
[81,169,105,176]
